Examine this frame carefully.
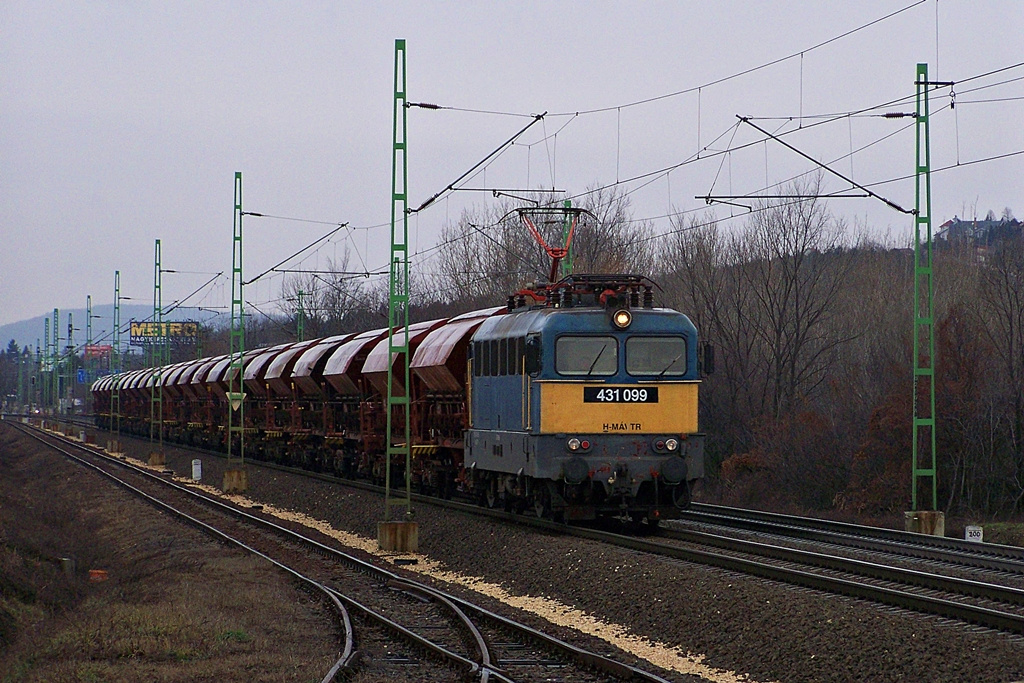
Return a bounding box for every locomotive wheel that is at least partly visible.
[486,486,498,509]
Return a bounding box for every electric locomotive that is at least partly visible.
[467,273,704,523]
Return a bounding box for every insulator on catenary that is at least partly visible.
[883,112,915,118]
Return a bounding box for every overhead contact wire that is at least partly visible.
[546,0,927,117]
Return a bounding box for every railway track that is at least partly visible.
[680,502,1024,574]
[12,420,677,683]
[27,415,1024,637]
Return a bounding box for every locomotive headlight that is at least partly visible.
[612,309,632,329]
[665,438,679,452]
[567,437,581,451]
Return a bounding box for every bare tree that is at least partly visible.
[279,247,386,336]
[662,216,761,454]
[740,177,856,418]
[976,234,1024,509]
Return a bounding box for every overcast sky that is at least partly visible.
[2,1,1021,331]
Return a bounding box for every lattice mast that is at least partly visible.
[51,309,58,414]
[111,271,122,440]
[912,63,938,511]
[384,39,413,521]
[43,317,50,410]
[151,239,163,444]
[66,313,73,417]
[86,295,93,391]
[16,335,23,407]
[559,199,573,278]
[227,172,246,466]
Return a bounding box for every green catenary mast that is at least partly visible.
[152,239,165,456]
[227,172,246,478]
[111,271,122,444]
[912,63,938,512]
[384,38,413,523]
[560,199,573,278]
[42,318,50,410]
[66,312,73,417]
[51,309,59,415]
[85,295,93,390]
[16,341,23,409]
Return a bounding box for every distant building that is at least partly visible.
[935,216,1022,262]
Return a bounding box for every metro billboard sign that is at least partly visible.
[129,321,199,347]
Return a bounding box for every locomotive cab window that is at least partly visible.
[626,336,687,376]
[556,336,617,376]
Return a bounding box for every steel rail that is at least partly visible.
[559,525,1024,634]
[321,585,504,681]
[684,503,1024,569]
[21,422,674,683]
[653,525,1024,606]
[388,579,502,682]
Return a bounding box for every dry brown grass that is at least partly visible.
[0,424,337,682]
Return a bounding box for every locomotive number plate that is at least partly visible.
[583,387,659,403]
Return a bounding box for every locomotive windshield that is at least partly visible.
[556,336,617,376]
[626,336,687,376]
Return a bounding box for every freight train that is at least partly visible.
[92,273,707,525]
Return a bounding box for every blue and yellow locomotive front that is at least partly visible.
[466,302,704,522]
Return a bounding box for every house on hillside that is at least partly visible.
[935,215,1022,262]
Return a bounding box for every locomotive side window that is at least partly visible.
[556,336,617,376]
[626,336,687,376]
[472,342,480,376]
[490,340,500,376]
